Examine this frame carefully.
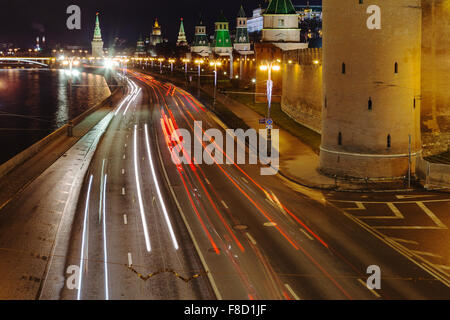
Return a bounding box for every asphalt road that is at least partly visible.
[0,71,448,300]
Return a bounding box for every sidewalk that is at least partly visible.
[0,89,123,211]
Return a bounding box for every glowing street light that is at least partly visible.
[182,58,190,76]
[158,58,164,73]
[210,60,222,106]
[194,59,204,86]
[168,58,176,73]
[259,60,281,156]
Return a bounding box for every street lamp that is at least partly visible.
[259,60,281,156]
[168,58,176,73]
[210,60,222,106]
[194,59,204,87]
[182,58,190,76]
[158,58,164,74]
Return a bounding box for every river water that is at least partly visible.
[0,69,111,165]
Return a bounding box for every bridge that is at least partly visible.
[0,57,56,67]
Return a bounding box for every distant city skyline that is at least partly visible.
[0,0,321,49]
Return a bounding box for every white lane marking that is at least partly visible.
[300,228,314,241]
[344,202,366,210]
[359,202,405,219]
[60,191,69,194]
[205,178,211,185]
[144,124,179,250]
[123,154,126,160]
[417,202,447,229]
[387,202,404,218]
[410,250,443,259]
[125,144,127,148]
[102,174,109,300]
[122,187,125,195]
[127,253,133,267]
[387,237,419,245]
[77,175,93,300]
[134,125,152,252]
[221,200,229,209]
[241,177,248,184]
[396,195,436,199]
[122,169,125,175]
[357,279,381,298]
[284,283,301,300]
[264,222,277,227]
[245,232,257,245]
[123,214,128,225]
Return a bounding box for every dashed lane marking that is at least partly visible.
[122,187,126,195]
[245,232,257,245]
[300,228,314,241]
[123,214,128,225]
[221,200,229,209]
[127,253,133,267]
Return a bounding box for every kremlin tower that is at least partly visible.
[233,5,253,55]
[176,18,188,47]
[191,15,211,57]
[91,13,104,57]
[213,11,233,56]
[319,0,422,179]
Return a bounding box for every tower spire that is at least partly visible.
[91,12,104,57]
[177,17,188,46]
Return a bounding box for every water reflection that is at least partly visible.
[0,69,111,164]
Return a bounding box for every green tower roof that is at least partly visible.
[265,0,296,15]
[179,18,185,34]
[237,5,246,18]
[93,12,102,39]
[216,11,228,23]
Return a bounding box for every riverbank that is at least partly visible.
[0,86,123,211]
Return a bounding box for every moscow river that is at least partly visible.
[0,69,111,164]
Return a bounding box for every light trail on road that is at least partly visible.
[134,124,152,252]
[77,174,93,300]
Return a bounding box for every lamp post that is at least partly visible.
[182,58,190,76]
[194,59,204,88]
[168,58,176,73]
[158,58,164,74]
[259,60,281,156]
[210,60,222,106]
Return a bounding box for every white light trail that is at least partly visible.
[144,124,179,250]
[134,125,152,252]
[77,174,93,300]
[102,174,109,300]
[123,87,141,116]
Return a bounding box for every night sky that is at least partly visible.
[0,0,321,49]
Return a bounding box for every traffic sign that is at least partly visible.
[266,119,273,126]
[266,124,273,130]
[259,118,266,124]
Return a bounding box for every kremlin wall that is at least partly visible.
[279,0,449,164]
